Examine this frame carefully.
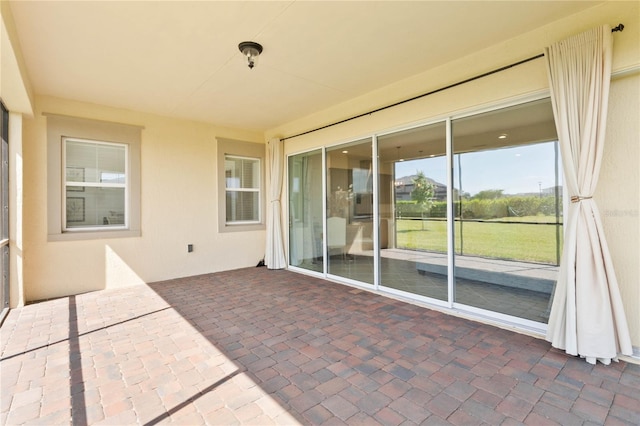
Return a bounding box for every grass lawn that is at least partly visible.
[396,216,562,264]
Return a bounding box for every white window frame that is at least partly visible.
[224,154,261,225]
[62,137,129,232]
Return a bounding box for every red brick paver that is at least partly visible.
[1,268,639,425]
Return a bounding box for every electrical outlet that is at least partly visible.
[187,244,193,253]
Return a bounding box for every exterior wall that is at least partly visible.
[23,96,266,302]
[598,73,640,350]
[8,112,24,308]
[266,1,640,349]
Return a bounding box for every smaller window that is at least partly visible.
[63,138,128,231]
[225,155,260,224]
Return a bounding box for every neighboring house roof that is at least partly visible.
[395,175,447,200]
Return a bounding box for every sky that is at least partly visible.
[394,142,561,196]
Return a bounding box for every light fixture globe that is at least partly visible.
[238,41,263,69]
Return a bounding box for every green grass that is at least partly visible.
[396,217,562,264]
[487,215,563,224]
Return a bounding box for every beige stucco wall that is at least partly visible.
[598,73,640,348]
[23,96,266,302]
[267,1,640,348]
[2,2,31,309]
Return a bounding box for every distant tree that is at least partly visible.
[411,171,435,229]
[472,189,504,200]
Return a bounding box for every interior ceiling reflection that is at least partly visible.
[378,98,557,163]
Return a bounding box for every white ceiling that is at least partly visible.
[8,1,601,132]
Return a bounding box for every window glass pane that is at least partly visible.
[1,102,8,310]
[1,104,7,142]
[288,150,323,272]
[226,191,259,222]
[66,187,125,228]
[326,138,374,285]
[378,122,448,301]
[1,133,8,240]
[66,140,126,184]
[452,98,561,323]
[1,245,7,309]
[225,157,259,189]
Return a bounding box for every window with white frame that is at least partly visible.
[224,155,260,224]
[63,137,128,230]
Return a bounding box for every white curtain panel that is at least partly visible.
[265,138,287,269]
[544,25,632,365]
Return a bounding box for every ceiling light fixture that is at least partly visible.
[498,133,508,139]
[238,41,263,69]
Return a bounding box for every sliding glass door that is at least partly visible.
[377,122,448,301]
[326,139,374,285]
[287,97,562,327]
[288,149,323,273]
[451,99,561,322]
[0,102,9,318]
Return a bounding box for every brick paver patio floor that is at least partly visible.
[1,267,639,425]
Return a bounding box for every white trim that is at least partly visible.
[446,117,455,309]
[286,144,324,158]
[225,220,261,226]
[65,182,126,189]
[322,147,328,276]
[447,90,551,122]
[372,135,380,290]
[326,273,375,291]
[379,285,450,310]
[287,264,325,279]
[324,135,375,152]
[375,116,449,139]
[611,64,640,80]
[284,150,289,268]
[225,187,260,193]
[452,302,547,335]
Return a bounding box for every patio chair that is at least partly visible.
[327,216,347,259]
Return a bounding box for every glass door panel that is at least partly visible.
[326,139,374,284]
[452,99,561,323]
[288,150,323,273]
[377,122,447,301]
[0,102,8,316]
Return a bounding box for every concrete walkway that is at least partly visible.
[1,268,638,425]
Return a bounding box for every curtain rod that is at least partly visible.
[282,23,624,142]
